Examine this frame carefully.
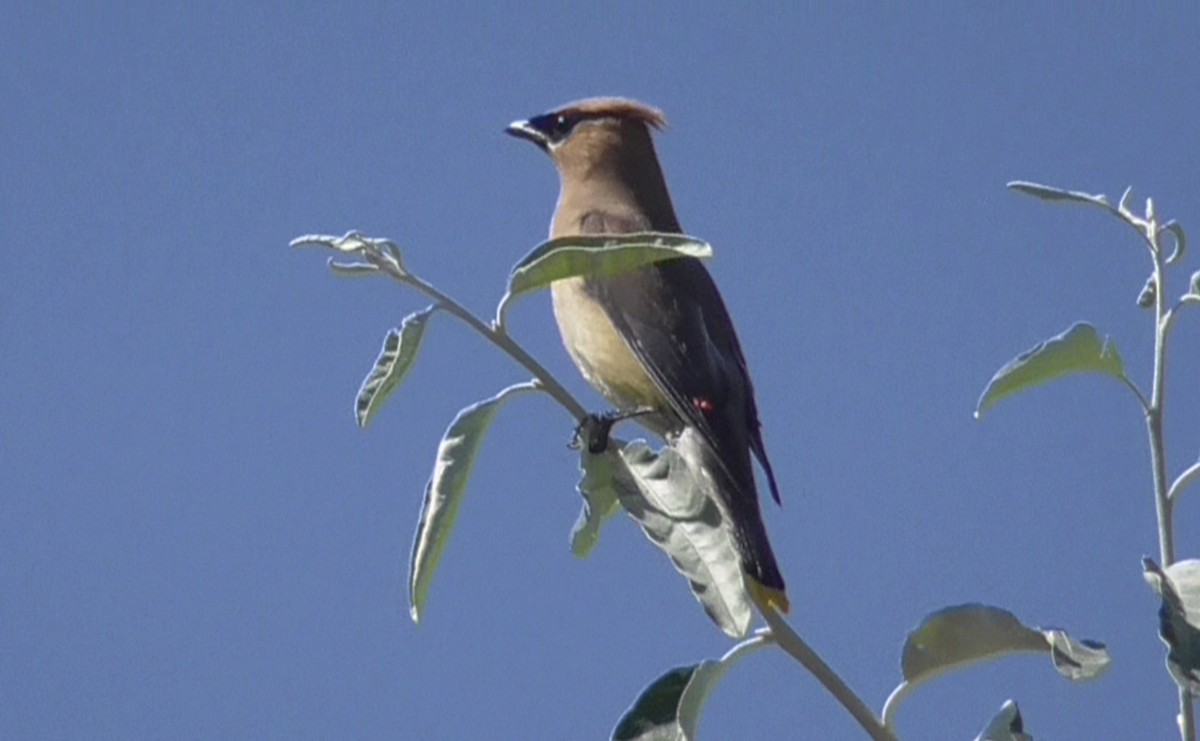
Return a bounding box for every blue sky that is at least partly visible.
[4,3,1200,739]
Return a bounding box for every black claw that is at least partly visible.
[589,413,619,454]
[571,407,656,454]
[570,412,615,453]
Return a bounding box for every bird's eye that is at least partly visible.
[525,112,581,143]
[551,114,576,138]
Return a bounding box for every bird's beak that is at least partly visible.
[505,119,548,149]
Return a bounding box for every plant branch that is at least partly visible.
[1122,374,1152,414]
[1142,214,1196,741]
[1163,295,1200,339]
[365,251,590,422]
[1146,220,1175,568]
[494,288,516,330]
[1170,460,1200,503]
[880,681,915,731]
[755,600,896,741]
[721,628,775,663]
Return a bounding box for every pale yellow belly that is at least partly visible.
[551,277,663,410]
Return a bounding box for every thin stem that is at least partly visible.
[1170,460,1200,503]
[755,600,896,741]
[1144,220,1196,741]
[1147,222,1175,569]
[373,256,589,422]
[1122,375,1152,415]
[494,289,515,330]
[719,628,774,663]
[880,681,915,730]
[1163,295,1200,340]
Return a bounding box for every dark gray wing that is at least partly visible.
[574,210,787,591]
[576,210,782,505]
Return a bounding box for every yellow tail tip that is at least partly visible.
[747,579,790,614]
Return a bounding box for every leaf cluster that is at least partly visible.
[292,180,1199,739]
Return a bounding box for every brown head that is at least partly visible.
[506,97,680,234]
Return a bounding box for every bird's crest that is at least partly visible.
[556,97,668,131]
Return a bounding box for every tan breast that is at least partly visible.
[551,277,663,410]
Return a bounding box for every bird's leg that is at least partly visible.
[571,407,657,454]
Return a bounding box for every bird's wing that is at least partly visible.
[576,211,781,505]
[657,256,782,506]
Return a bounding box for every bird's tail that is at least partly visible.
[747,580,791,614]
[730,499,790,614]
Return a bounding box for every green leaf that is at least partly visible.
[505,233,712,303]
[901,604,1051,684]
[975,322,1127,419]
[883,604,1109,727]
[611,639,769,741]
[900,604,1109,684]
[355,306,437,428]
[1007,181,1111,210]
[578,431,751,637]
[614,433,752,638]
[612,665,701,741]
[1143,558,1200,696]
[974,700,1032,741]
[407,382,536,623]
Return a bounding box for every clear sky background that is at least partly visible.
[4,4,1200,740]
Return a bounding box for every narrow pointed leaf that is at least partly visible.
[1162,221,1187,265]
[1136,274,1156,308]
[974,700,1032,741]
[291,231,374,253]
[975,322,1126,418]
[611,639,769,741]
[582,435,751,637]
[377,239,405,269]
[1143,558,1200,696]
[505,233,712,303]
[328,259,380,277]
[408,382,536,623]
[355,306,437,428]
[291,231,405,272]
[1007,181,1110,209]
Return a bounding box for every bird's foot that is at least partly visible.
[570,407,656,454]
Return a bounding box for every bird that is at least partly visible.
[505,97,789,614]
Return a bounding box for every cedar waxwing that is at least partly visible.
[506,98,789,613]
